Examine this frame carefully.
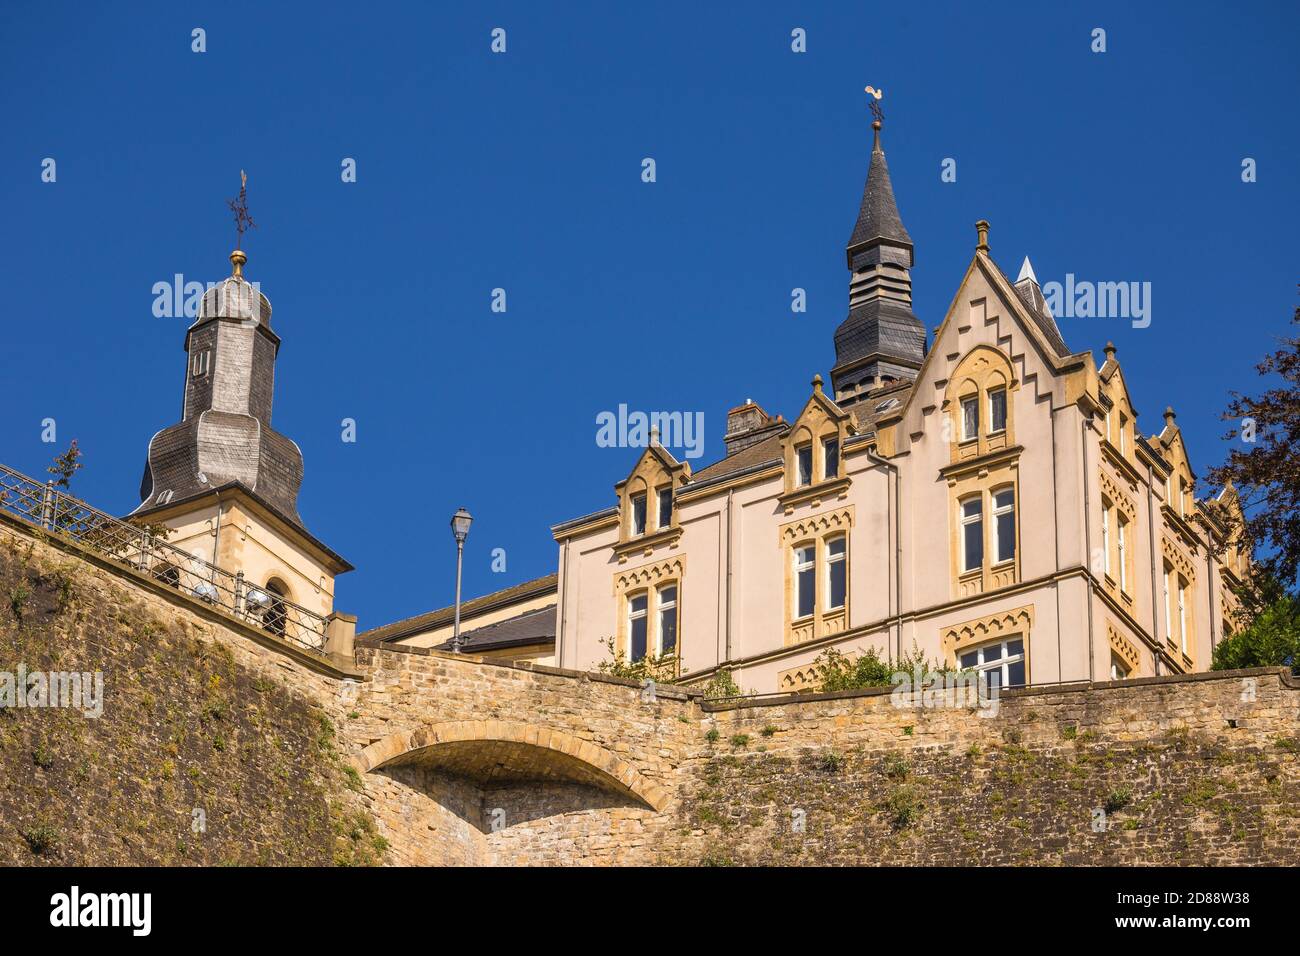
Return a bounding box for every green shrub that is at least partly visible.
[885,786,923,829]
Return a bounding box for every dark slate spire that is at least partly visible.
[846,123,913,260]
[832,118,926,406]
[133,249,306,527]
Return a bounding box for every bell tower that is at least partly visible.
[830,92,927,406]
[130,183,353,652]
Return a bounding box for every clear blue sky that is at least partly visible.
[2,1,1296,631]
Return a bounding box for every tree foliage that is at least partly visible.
[1211,579,1300,671]
[47,440,83,489]
[1208,304,1300,614]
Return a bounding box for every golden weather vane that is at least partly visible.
[226,170,256,250]
[864,86,884,125]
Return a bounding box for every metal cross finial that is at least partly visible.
[865,85,884,125]
[227,170,256,249]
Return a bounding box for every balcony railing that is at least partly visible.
[0,462,329,654]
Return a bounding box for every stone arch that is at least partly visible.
[352,720,668,811]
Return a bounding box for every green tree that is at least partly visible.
[1208,304,1300,617]
[47,440,83,489]
[1211,572,1300,670]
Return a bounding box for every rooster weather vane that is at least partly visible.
[226,170,256,249]
[865,86,884,124]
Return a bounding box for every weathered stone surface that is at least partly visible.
[2,514,1296,866]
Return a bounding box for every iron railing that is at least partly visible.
[0,462,329,654]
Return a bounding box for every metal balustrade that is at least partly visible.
[0,463,329,654]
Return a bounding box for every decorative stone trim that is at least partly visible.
[1161,537,1196,582]
[1107,620,1142,673]
[778,505,854,547]
[1100,469,1136,519]
[777,661,823,692]
[614,556,685,596]
[941,604,1034,656]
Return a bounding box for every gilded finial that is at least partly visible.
[230,248,247,278]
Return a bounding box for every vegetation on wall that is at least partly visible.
[0,525,385,866]
[813,643,957,692]
[595,636,748,699]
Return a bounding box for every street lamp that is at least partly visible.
[450,507,473,652]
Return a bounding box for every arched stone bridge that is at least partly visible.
[342,642,703,865]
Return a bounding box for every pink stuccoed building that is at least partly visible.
[370,117,1251,695]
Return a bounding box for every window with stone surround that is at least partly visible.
[958,637,1025,690]
[782,515,853,645]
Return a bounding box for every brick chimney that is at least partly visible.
[724,400,784,456]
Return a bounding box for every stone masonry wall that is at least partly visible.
[2,512,1296,867]
[351,639,1300,866]
[0,516,385,866]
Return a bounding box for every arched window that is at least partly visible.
[153,564,180,588]
[264,579,288,637]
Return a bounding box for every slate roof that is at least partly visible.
[358,572,559,643]
[136,411,306,527]
[432,605,556,653]
[691,431,785,483]
[833,299,926,372]
[133,266,307,533]
[1008,270,1071,357]
[848,381,914,433]
[847,139,912,252]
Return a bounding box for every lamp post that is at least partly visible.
[450,507,473,652]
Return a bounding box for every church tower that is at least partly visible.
[830,111,927,406]
[131,242,353,651]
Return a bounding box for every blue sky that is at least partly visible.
[2,1,1296,631]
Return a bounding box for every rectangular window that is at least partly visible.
[1119,413,1128,455]
[1110,655,1130,681]
[961,497,983,572]
[1178,577,1188,655]
[1117,514,1129,593]
[657,584,677,656]
[1102,503,1112,577]
[989,388,1007,434]
[192,350,211,377]
[958,638,1025,690]
[1163,564,1173,641]
[992,488,1015,564]
[794,545,815,619]
[630,493,647,536]
[796,445,813,487]
[823,438,840,480]
[628,594,648,662]
[657,488,672,530]
[825,536,846,611]
[960,396,979,441]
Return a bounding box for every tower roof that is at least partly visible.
[846,124,913,265]
[832,116,926,402]
[133,249,307,532]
